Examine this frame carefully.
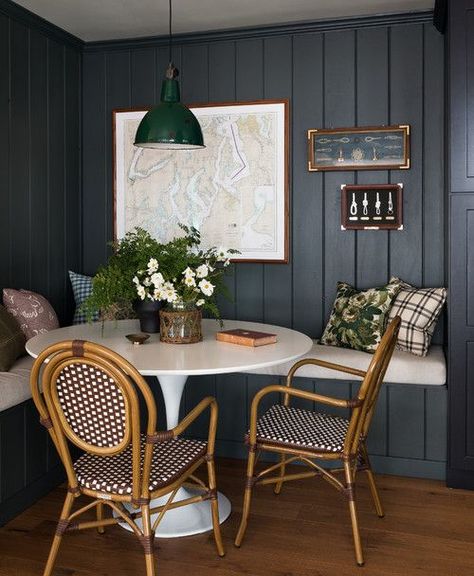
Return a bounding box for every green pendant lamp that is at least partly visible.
[134,0,204,150]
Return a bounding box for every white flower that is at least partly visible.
[223,258,230,267]
[216,247,229,262]
[147,258,159,273]
[198,279,214,297]
[206,261,215,272]
[182,266,195,278]
[184,275,196,287]
[165,288,178,303]
[132,275,140,285]
[150,272,164,287]
[136,285,146,300]
[196,299,205,307]
[196,264,209,278]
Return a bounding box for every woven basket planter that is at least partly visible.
[159,307,202,344]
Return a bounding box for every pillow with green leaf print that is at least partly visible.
[320,281,401,354]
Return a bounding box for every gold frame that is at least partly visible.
[235,317,401,567]
[307,125,410,171]
[30,340,224,576]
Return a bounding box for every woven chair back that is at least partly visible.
[343,316,400,457]
[30,340,158,502]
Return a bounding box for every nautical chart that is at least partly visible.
[114,101,288,261]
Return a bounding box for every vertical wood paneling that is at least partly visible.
[389,25,424,285]
[323,30,356,318]
[131,48,156,107]
[0,408,25,500]
[263,36,292,327]
[0,15,10,287]
[10,21,30,289]
[235,39,264,322]
[181,44,208,103]
[292,33,324,335]
[82,52,106,273]
[388,386,425,459]
[29,30,49,298]
[48,40,66,321]
[356,28,389,288]
[64,46,81,322]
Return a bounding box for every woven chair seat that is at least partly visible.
[254,404,349,453]
[74,435,207,496]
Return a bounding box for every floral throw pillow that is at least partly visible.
[3,288,59,340]
[320,281,401,353]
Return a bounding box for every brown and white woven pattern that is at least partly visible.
[56,363,127,448]
[74,435,207,495]
[254,404,349,453]
[388,277,447,357]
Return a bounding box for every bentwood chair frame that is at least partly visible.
[235,316,401,566]
[30,339,224,576]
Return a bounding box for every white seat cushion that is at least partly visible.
[247,341,446,386]
[0,355,35,412]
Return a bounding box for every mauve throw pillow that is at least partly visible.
[3,288,59,340]
[0,304,26,371]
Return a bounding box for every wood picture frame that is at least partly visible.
[113,99,289,263]
[307,125,410,171]
[341,184,403,230]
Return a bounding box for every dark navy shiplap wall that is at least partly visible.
[81,21,445,342]
[0,0,81,524]
[0,5,82,324]
[81,19,447,479]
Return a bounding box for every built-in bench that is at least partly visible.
[247,341,446,386]
[0,356,63,526]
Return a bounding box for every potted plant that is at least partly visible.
[83,225,236,338]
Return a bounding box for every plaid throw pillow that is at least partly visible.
[388,277,446,357]
[69,271,98,324]
[320,281,401,354]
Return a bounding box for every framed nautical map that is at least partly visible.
[307,125,410,171]
[113,100,289,263]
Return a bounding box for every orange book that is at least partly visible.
[216,328,277,347]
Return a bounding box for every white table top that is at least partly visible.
[26,319,313,377]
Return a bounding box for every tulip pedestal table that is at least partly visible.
[26,318,312,538]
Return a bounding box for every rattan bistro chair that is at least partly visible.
[30,339,224,576]
[235,316,401,566]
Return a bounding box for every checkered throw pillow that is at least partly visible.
[388,277,446,357]
[69,271,98,324]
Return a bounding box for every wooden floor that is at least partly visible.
[1,458,474,576]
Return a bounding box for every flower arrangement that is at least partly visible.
[83,225,236,321]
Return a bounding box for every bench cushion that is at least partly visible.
[0,355,35,412]
[247,342,446,386]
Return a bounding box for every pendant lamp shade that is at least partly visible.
[134,66,204,149]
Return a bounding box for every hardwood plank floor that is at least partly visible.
[1,458,474,576]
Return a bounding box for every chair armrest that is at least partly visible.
[286,357,366,383]
[171,396,219,454]
[248,384,361,444]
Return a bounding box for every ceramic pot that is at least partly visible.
[133,299,162,333]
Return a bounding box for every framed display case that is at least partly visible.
[307,125,410,171]
[341,184,403,230]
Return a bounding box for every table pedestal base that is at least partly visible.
[119,486,231,538]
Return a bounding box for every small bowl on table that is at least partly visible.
[125,333,150,346]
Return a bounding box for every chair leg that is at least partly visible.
[43,490,75,576]
[344,460,364,567]
[234,448,257,548]
[140,504,156,576]
[207,457,225,557]
[360,444,384,518]
[274,454,286,495]
[96,501,106,534]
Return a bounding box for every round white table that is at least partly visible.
[26,318,312,538]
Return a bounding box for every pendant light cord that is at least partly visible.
[168,0,172,64]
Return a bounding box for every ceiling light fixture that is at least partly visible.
[134,0,205,150]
